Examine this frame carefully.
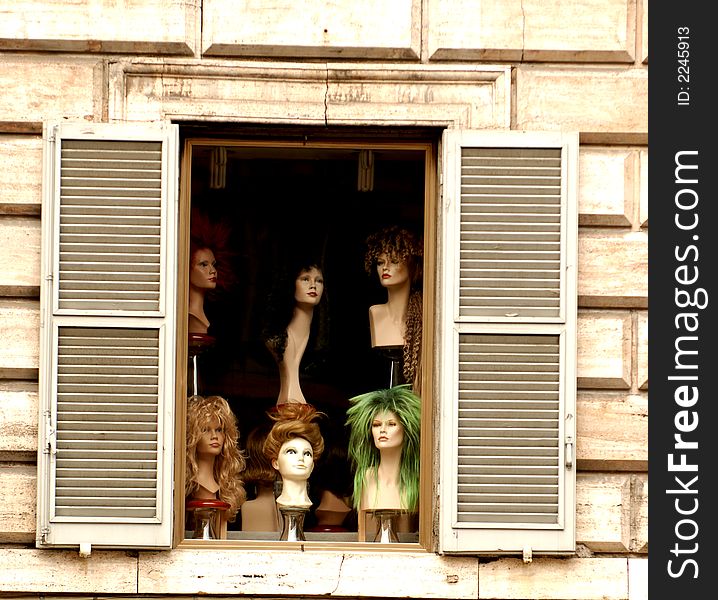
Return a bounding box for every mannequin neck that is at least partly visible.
[276,476,312,508]
[188,285,209,332]
[194,453,219,494]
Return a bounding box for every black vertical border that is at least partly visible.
[650,4,715,595]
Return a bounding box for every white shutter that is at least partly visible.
[37,122,178,549]
[439,130,577,554]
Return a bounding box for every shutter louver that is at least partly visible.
[55,327,160,519]
[59,140,162,312]
[460,147,562,319]
[457,333,560,525]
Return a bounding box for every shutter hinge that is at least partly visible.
[523,546,532,564]
[44,410,56,456]
[47,125,58,143]
[40,525,51,544]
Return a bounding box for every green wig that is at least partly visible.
[345,384,421,512]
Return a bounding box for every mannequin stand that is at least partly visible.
[278,505,309,542]
[188,333,216,396]
[368,509,401,543]
[186,499,230,540]
[374,345,404,388]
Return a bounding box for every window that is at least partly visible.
[37,123,577,554]
[179,131,433,544]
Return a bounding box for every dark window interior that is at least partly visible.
[185,128,433,535]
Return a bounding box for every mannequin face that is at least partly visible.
[375,252,409,288]
[190,248,218,290]
[197,417,225,458]
[371,410,404,450]
[273,437,314,481]
[294,266,324,306]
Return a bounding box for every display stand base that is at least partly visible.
[368,509,401,543]
[186,499,230,540]
[279,505,309,542]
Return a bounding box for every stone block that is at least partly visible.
[637,312,648,390]
[0,0,198,55]
[0,548,137,593]
[578,230,648,308]
[639,150,648,227]
[516,66,647,134]
[0,135,42,215]
[0,217,41,297]
[579,147,638,227]
[576,472,628,552]
[428,0,636,63]
[0,299,39,379]
[629,557,647,600]
[0,463,36,543]
[203,0,419,60]
[0,55,100,122]
[577,391,648,470]
[631,475,648,553]
[138,549,478,598]
[577,311,631,388]
[479,557,628,599]
[640,1,648,64]
[0,382,38,459]
[576,472,647,553]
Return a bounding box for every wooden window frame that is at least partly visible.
[174,132,438,550]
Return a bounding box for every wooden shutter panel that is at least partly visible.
[58,139,163,313]
[439,131,577,554]
[457,333,561,525]
[38,122,178,549]
[459,147,562,319]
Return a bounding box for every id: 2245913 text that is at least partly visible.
[677,27,690,106]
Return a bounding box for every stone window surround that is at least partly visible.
[108,59,511,130]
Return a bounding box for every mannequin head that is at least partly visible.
[364,226,424,387]
[186,395,247,522]
[188,209,232,334]
[374,252,410,290]
[189,208,232,291]
[364,226,423,288]
[263,403,325,506]
[345,384,421,512]
[273,436,315,484]
[190,247,218,292]
[294,266,325,307]
[371,409,405,450]
[262,258,329,363]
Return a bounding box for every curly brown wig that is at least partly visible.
[364,226,423,387]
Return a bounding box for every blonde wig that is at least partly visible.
[185,395,246,521]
